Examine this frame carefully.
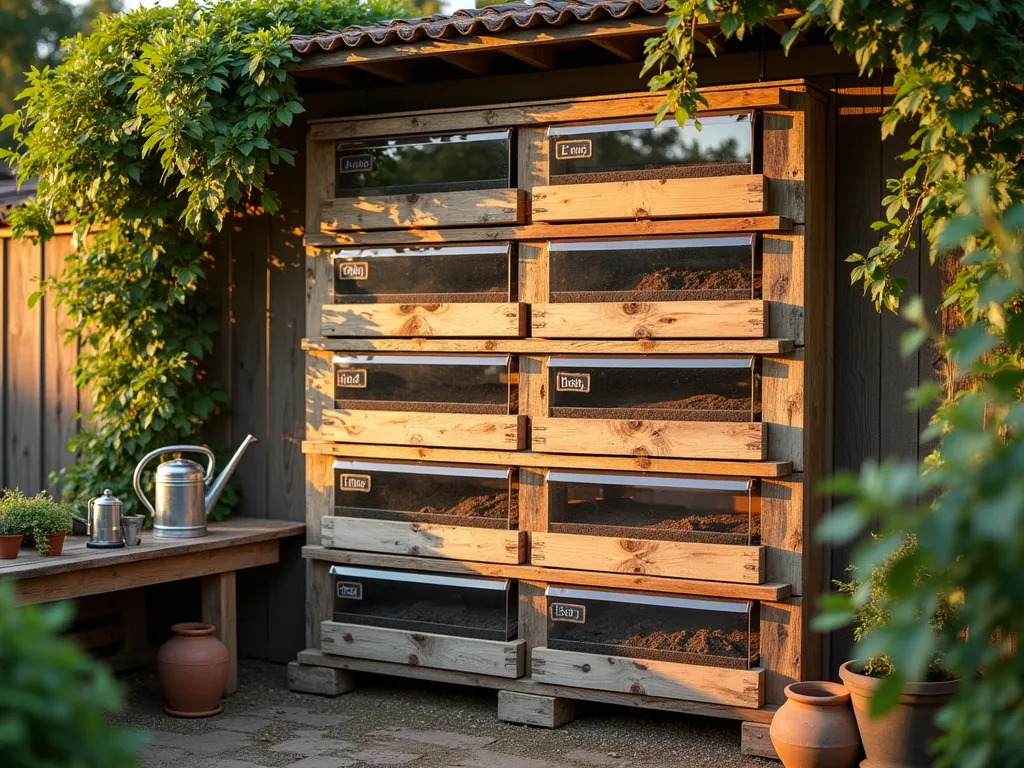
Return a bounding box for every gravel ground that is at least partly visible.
[112,659,776,768]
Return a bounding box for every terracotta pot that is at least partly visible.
[44,532,67,556]
[840,660,958,767]
[0,534,23,559]
[769,681,861,768]
[157,622,229,717]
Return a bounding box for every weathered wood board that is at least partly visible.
[531,418,766,461]
[531,300,767,340]
[321,516,527,564]
[531,647,764,708]
[532,176,768,223]
[321,189,526,231]
[322,302,527,338]
[322,409,527,450]
[530,532,765,584]
[320,620,526,678]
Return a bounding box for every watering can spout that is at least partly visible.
[205,434,257,515]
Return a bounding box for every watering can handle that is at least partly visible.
[132,445,216,518]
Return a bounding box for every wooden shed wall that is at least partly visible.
[0,55,939,667]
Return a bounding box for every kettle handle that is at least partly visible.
[85,497,96,536]
[132,445,217,517]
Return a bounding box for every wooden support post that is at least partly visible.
[741,722,780,760]
[288,661,357,696]
[201,571,238,695]
[497,690,579,728]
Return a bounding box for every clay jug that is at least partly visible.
[769,681,861,768]
[157,622,229,717]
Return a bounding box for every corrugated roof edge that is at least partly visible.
[289,0,667,54]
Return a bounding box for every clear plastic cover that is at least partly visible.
[333,354,516,414]
[333,459,518,529]
[547,470,759,545]
[546,585,758,669]
[547,356,760,422]
[547,114,755,186]
[334,130,513,198]
[330,245,514,304]
[331,565,518,641]
[548,236,759,302]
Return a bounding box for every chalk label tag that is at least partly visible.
[336,369,368,388]
[338,153,374,173]
[550,603,586,623]
[555,372,590,393]
[336,581,363,600]
[338,261,369,280]
[554,139,593,160]
[339,473,371,492]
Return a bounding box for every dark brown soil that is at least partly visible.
[338,599,513,641]
[551,392,756,422]
[633,268,757,294]
[551,289,755,303]
[551,627,758,669]
[338,490,514,530]
[551,522,751,545]
[550,162,752,186]
[336,291,507,305]
[336,399,509,415]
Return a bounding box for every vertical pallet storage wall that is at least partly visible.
[297,80,832,728]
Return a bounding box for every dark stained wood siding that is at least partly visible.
[0,51,941,668]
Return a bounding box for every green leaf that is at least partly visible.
[27,290,44,309]
[816,508,867,545]
[870,673,904,717]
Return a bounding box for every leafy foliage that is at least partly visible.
[0,579,144,767]
[0,0,408,515]
[0,489,76,553]
[645,3,1024,764]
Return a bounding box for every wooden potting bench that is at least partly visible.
[0,517,304,693]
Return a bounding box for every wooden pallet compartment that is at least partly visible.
[323,517,527,564]
[321,188,527,232]
[323,409,526,450]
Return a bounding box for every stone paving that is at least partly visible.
[114,660,773,768]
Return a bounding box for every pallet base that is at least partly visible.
[741,721,780,760]
[295,648,776,724]
[498,690,579,728]
[288,661,357,697]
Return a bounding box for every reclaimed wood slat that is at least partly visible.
[322,409,527,451]
[201,571,238,694]
[320,621,526,678]
[321,516,527,564]
[531,300,767,340]
[321,189,526,232]
[302,439,792,478]
[530,532,765,584]
[531,417,766,461]
[321,302,526,338]
[303,337,795,354]
[531,647,765,708]
[42,236,79,497]
[302,545,792,601]
[498,690,578,728]
[531,176,768,223]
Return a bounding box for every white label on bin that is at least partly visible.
[339,154,374,173]
[550,602,586,623]
[554,139,593,160]
[555,372,590,393]
[339,473,371,492]
[336,369,367,388]
[336,581,363,600]
[338,261,369,280]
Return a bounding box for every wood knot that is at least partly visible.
[630,683,646,695]
[408,654,420,665]
[405,193,421,204]
[627,421,644,431]
[633,327,651,340]
[580,663,591,673]
[632,208,649,218]
[342,633,354,644]
[632,661,648,671]
[622,302,641,315]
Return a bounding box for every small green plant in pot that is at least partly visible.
[828,536,959,768]
[0,492,33,559]
[1,490,76,556]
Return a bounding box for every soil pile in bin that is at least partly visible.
[338,289,507,305]
[340,599,512,641]
[552,268,761,303]
[549,499,758,545]
[339,489,513,530]
[551,608,757,669]
[550,161,752,186]
[552,392,756,423]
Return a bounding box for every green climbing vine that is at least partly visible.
[0,0,408,514]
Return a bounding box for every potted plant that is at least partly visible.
[28,499,75,556]
[0,490,32,559]
[837,537,959,768]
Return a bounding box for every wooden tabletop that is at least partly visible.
[0,518,305,580]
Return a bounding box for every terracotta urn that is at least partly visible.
[769,681,861,768]
[0,534,22,559]
[840,661,958,768]
[157,622,229,717]
[44,532,67,556]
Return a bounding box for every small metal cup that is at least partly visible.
[121,515,144,546]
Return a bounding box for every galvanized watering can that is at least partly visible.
[133,435,257,539]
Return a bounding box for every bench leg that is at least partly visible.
[497,691,578,728]
[201,571,238,695]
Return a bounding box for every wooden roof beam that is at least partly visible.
[438,51,496,76]
[349,59,416,84]
[591,35,644,61]
[502,44,555,70]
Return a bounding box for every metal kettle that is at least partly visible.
[86,489,125,549]
[133,435,257,539]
